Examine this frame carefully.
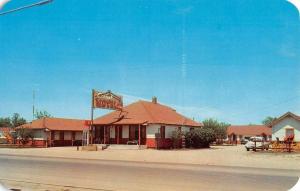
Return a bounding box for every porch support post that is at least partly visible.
[49,131,51,147]
[104,126,106,144]
[117,126,120,144]
[138,124,141,146]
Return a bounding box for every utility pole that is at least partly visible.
[33,90,35,121]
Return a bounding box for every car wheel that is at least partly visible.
[246,148,250,151]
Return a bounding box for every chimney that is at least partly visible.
[152,96,157,104]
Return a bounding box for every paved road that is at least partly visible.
[0,155,299,191]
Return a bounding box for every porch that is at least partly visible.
[92,124,147,145]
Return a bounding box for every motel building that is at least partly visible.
[17,118,85,147]
[227,125,272,144]
[91,97,203,149]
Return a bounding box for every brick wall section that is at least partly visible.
[146,138,173,149]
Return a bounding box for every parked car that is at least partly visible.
[240,138,249,145]
[245,136,270,151]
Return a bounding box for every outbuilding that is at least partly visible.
[92,97,203,149]
[270,112,300,142]
[17,117,85,147]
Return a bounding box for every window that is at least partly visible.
[160,126,165,139]
[75,132,82,140]
[33,130,43,139]
[286,128,294,137]
[64,131,72,140]
[54,131,60,140]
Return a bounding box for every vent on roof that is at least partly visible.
[152,96,157,104]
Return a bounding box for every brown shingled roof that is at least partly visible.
[19,118,86,131]
[93,100,202,127]
[227,125,271,136]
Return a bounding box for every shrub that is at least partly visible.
[185,128,216,148]
[171,129,182,149]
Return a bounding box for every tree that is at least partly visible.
[202,118,230,144]
[262,116,277,126]
[17,127,34,145]
[34,110,52,119]
[11,113,26,128]
[0,117,12,127]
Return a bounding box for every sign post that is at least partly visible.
[88,89,95,145]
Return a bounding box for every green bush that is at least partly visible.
[171,129,182,149]
[185,128,216,148]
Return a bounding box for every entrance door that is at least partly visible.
[232,134,236,143]
[96,126,104,144]
[115,125,122,144]
[104,126,110,144]
[129,125,138,141]
[140,125,146,145]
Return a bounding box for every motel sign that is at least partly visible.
[93,90,123,110]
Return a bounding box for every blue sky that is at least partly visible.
[0,0,300,124]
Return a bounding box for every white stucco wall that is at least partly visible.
[272,117,300,142]
[146,124,193,139]
[122,125,129,138]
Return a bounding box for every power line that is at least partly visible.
[0,0,53,16]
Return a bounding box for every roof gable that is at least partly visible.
[269,112,300,127]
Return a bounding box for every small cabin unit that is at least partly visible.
[269,112,300,142]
